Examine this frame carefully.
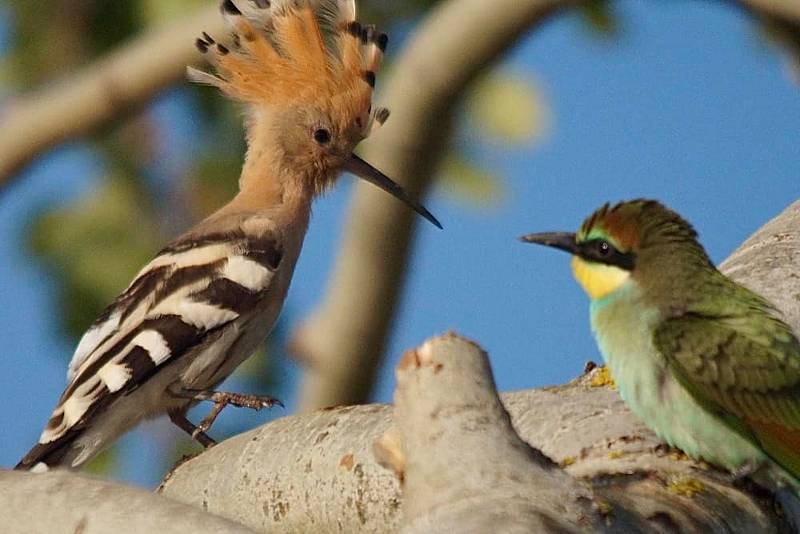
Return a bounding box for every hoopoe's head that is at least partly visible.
[191,0,441,228]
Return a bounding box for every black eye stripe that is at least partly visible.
[578,239,636,270]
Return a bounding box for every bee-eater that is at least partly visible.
[521,199,800,501]
[16,0,440,471]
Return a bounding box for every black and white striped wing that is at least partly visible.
[17,230,282,469]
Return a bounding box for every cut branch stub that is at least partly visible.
[384,332,599,533]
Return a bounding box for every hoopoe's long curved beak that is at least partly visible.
[519,232,579,254]
[344,154,443,229]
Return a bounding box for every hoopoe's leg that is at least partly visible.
[192,391,284,436]
[169,387,283,439]
[168,410,216,448]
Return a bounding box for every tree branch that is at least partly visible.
[161,334,787,532]
[379,334,600,533]
[0,469,256,533]
[0,4,223,191]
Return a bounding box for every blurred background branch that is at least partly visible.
[290,0,800,411]
[291,0,580,410]
[0,4,222,191]
[0,0,796,192]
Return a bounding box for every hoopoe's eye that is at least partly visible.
[313,128,331,145]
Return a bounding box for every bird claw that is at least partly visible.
[190,390,284,438]
[730,459,769,483]
[214,391,283,411]
[169,389,283,446]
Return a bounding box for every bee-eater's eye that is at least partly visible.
[313,128,331,145]
[581,238,635,270]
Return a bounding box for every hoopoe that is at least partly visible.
[16,0,440,471]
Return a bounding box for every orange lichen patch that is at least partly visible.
[607,450,624,460]
[373,430,405,483]
[668,450,692,462]
[590,366,617,389]
[594,500,613,517]
[397,349,421,371]
[666,476,705,498]
[339,453,355,471]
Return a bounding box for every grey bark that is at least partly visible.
[380,334,599,533]
[0,469,256,534]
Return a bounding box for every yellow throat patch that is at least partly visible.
[571,256,631,300]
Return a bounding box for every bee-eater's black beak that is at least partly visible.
[343,154,443,229]
[519,232,579,255]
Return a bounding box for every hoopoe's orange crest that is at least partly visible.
[188,0,443,228]
[190,0,389,141]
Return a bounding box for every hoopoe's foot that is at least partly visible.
[192,390,284,439]
[168,410,216,449]
[168,389,283,447]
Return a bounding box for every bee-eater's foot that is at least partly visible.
[653,443,671,455]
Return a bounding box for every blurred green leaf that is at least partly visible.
[84,446,120,476]
[188,153,243,219]
[28,174,161,339]
[437,153,505,208]
[578,0,619,37]
[5,0,140,86]
[360,0,442,25]
[141,0,208,26]
[467,73,548,146]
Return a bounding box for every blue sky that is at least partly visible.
[0,1,797,485]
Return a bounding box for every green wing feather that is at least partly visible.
[653,282,800,477]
